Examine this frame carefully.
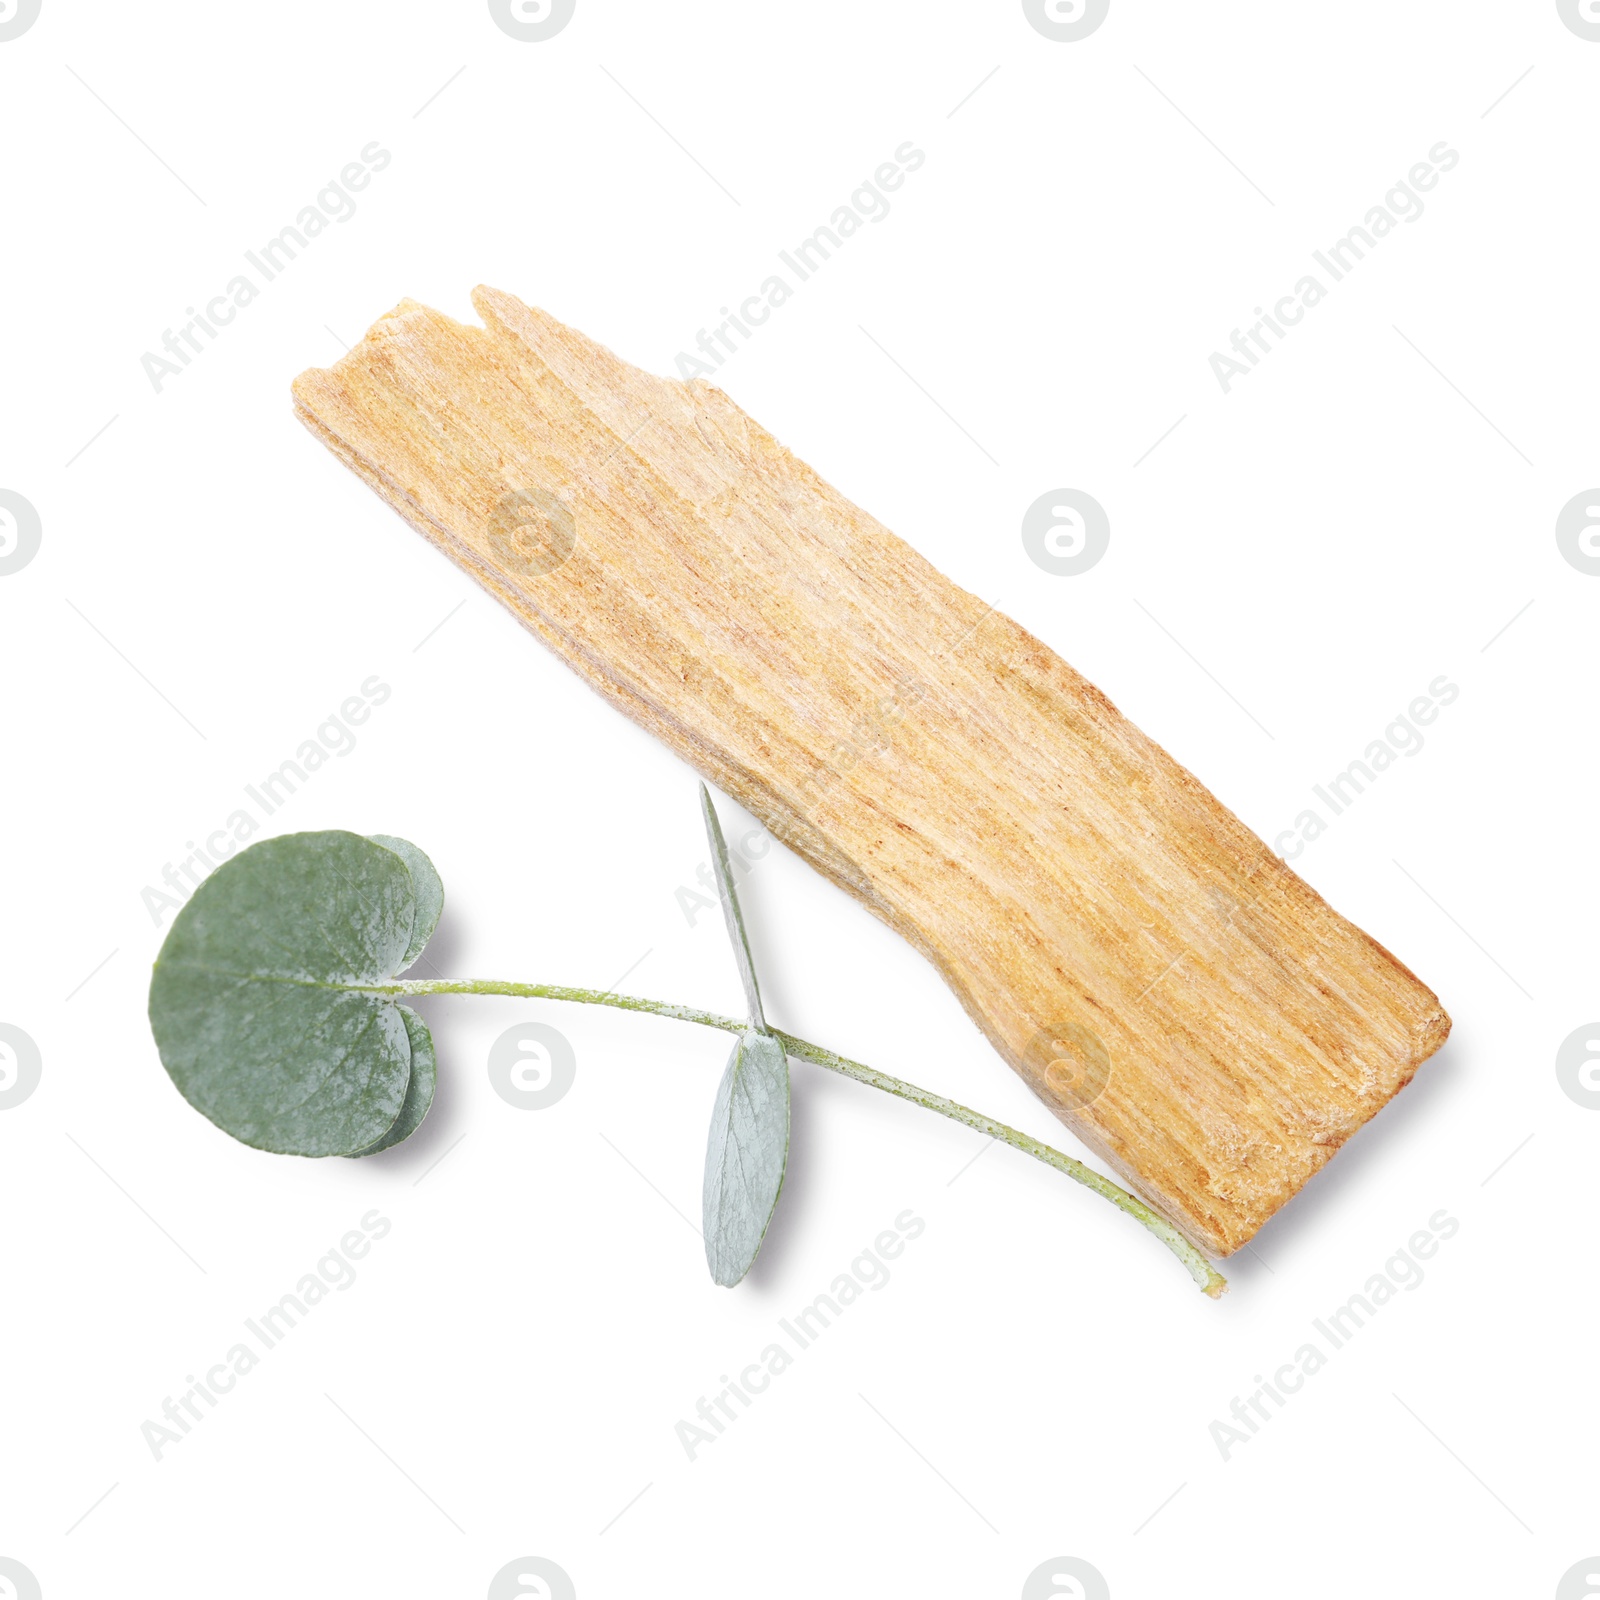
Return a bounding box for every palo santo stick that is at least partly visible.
[292,287,1449,1256]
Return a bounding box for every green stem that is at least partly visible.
[384,977,1227,1298]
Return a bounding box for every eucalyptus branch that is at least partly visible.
[148,824,1227,1300]
[385,977,1227,1297]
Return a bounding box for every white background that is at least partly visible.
[2,2,1596,1596]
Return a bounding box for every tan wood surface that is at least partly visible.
[292,287,1450,1256]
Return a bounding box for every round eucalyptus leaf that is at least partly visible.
[348,1006,437,1157]
[368,835,443,972]
[149,831,429,1156]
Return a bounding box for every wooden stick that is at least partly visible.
[292,288,1449,1257]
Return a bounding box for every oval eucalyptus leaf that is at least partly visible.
[699,784,766,1032]
[347,1006,437,1156]
[702,1029,790,1286]
[148,831,426,1156]
[368,835,443,972]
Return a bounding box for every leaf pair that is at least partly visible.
[698,787,791,1287]
[148,831,442,1157]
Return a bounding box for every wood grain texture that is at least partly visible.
[292,287,1450,1256]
